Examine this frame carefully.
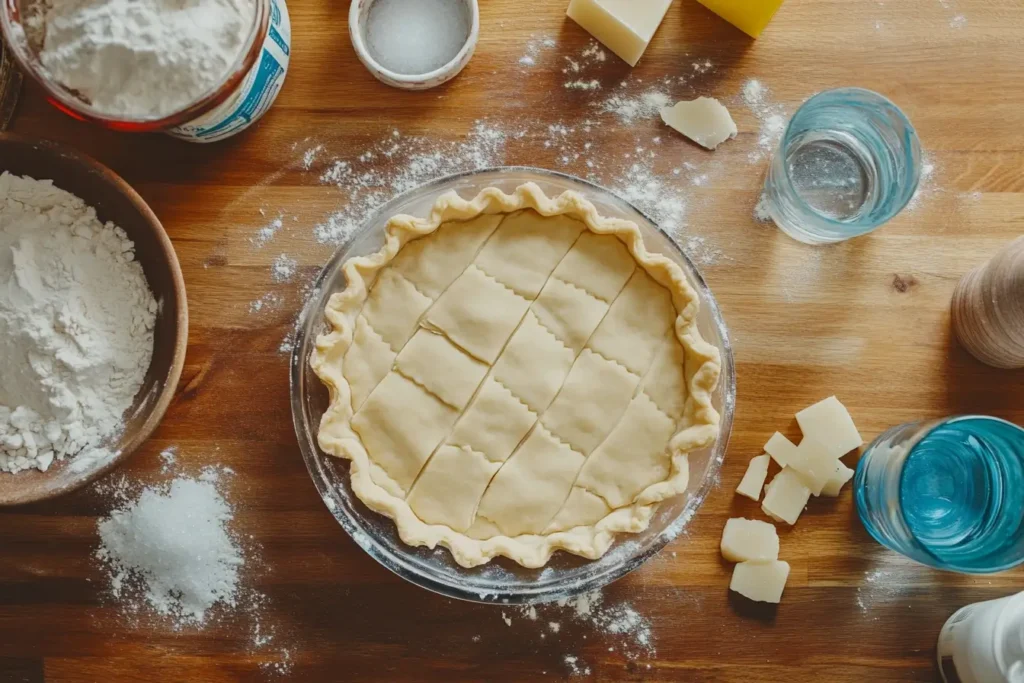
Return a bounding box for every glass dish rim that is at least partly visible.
[290,165,736,604]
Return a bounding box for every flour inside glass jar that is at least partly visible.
[25,0,255,118]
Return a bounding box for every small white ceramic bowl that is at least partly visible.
[349,0,479,90]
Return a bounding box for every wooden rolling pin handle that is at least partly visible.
[951,236,1024,369]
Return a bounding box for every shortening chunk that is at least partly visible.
[720,518,779,562]
[730,560,791,604]
[735,454,770,501]
[795,396,863,458]
[786,436,836,496]
[763,432,799,468]
[761,467,811,525]
[566,0,673,67]
[820,461,855,497]
[660,97,738,150]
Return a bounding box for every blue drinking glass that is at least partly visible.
[855,416,1024,574]
[763,88,922,244]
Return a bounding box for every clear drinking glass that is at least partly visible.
[854,416,1024,574]
[763,88,922,244]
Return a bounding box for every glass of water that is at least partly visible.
[854,416,1024,574]
[763,88,922,244]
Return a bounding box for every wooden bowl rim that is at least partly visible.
[0,132,188,505]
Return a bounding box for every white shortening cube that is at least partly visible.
[660,98,738,150]
[730,560,791,604]
[820,461,855,497]
[761,467,811,525]
[735,454,770,501]
[795,396,863,458]
[764,431,799,468]
[566,0,674,67]
[786,437,836,496]
[720,518,779,563]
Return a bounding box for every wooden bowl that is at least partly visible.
[0,134,187,506]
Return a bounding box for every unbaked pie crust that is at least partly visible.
[311,183,721,568]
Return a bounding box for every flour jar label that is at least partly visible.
[168,0,292,143]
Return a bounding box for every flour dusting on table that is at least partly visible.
[498,588,657,674]
[313,122,516,245]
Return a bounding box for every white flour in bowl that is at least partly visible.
[30,0,255,118]
[0,172,156,474]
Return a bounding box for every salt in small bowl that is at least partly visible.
[349,0,479,90]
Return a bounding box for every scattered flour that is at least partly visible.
[313,121,515,244]
[159,446,178,473]
[754,193,772,222]
[249,292,282,314]
[0,172,157,474]
[742,79,766,106]
[252,216,284,247]
[565,79,600,91]
[856,567,915,617]
[503,589,656,674]
[564,655,591,677]
[518,34,558,67]
[949,14,966,28]
[742,79,787,163]
[271,254,298,283]
[906,156,937,211]
[598,89,671,124]
[683,235,728,267]
[300,144,324,171]
[613,159,687,239]
[581,43,606,62]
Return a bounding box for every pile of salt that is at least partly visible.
[96,477,243,623]
[366,0,470,75]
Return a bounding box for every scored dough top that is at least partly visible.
[311,183,722,569]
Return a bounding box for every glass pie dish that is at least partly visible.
[290,167,736,604]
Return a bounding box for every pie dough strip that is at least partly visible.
[312,183,722,568]
[336,214,511,414]
[466,255,639,534]
[540,326,681,531]
[401,225,588,500]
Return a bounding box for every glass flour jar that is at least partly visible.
[0,0,291,142]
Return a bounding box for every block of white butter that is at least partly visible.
[566,0,673,67]
[730,560,790,604]
[795,396,863,458]
[721,517,779,562]
[660,97,738,150]
[820,461,854,497]
[736,454,770,501]
[761,467,811,525]
[764,432,799,468]
[786,436,835,496]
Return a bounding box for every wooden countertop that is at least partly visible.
[3,0,1023,680]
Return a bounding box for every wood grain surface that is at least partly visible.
[3,0,1024,681]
